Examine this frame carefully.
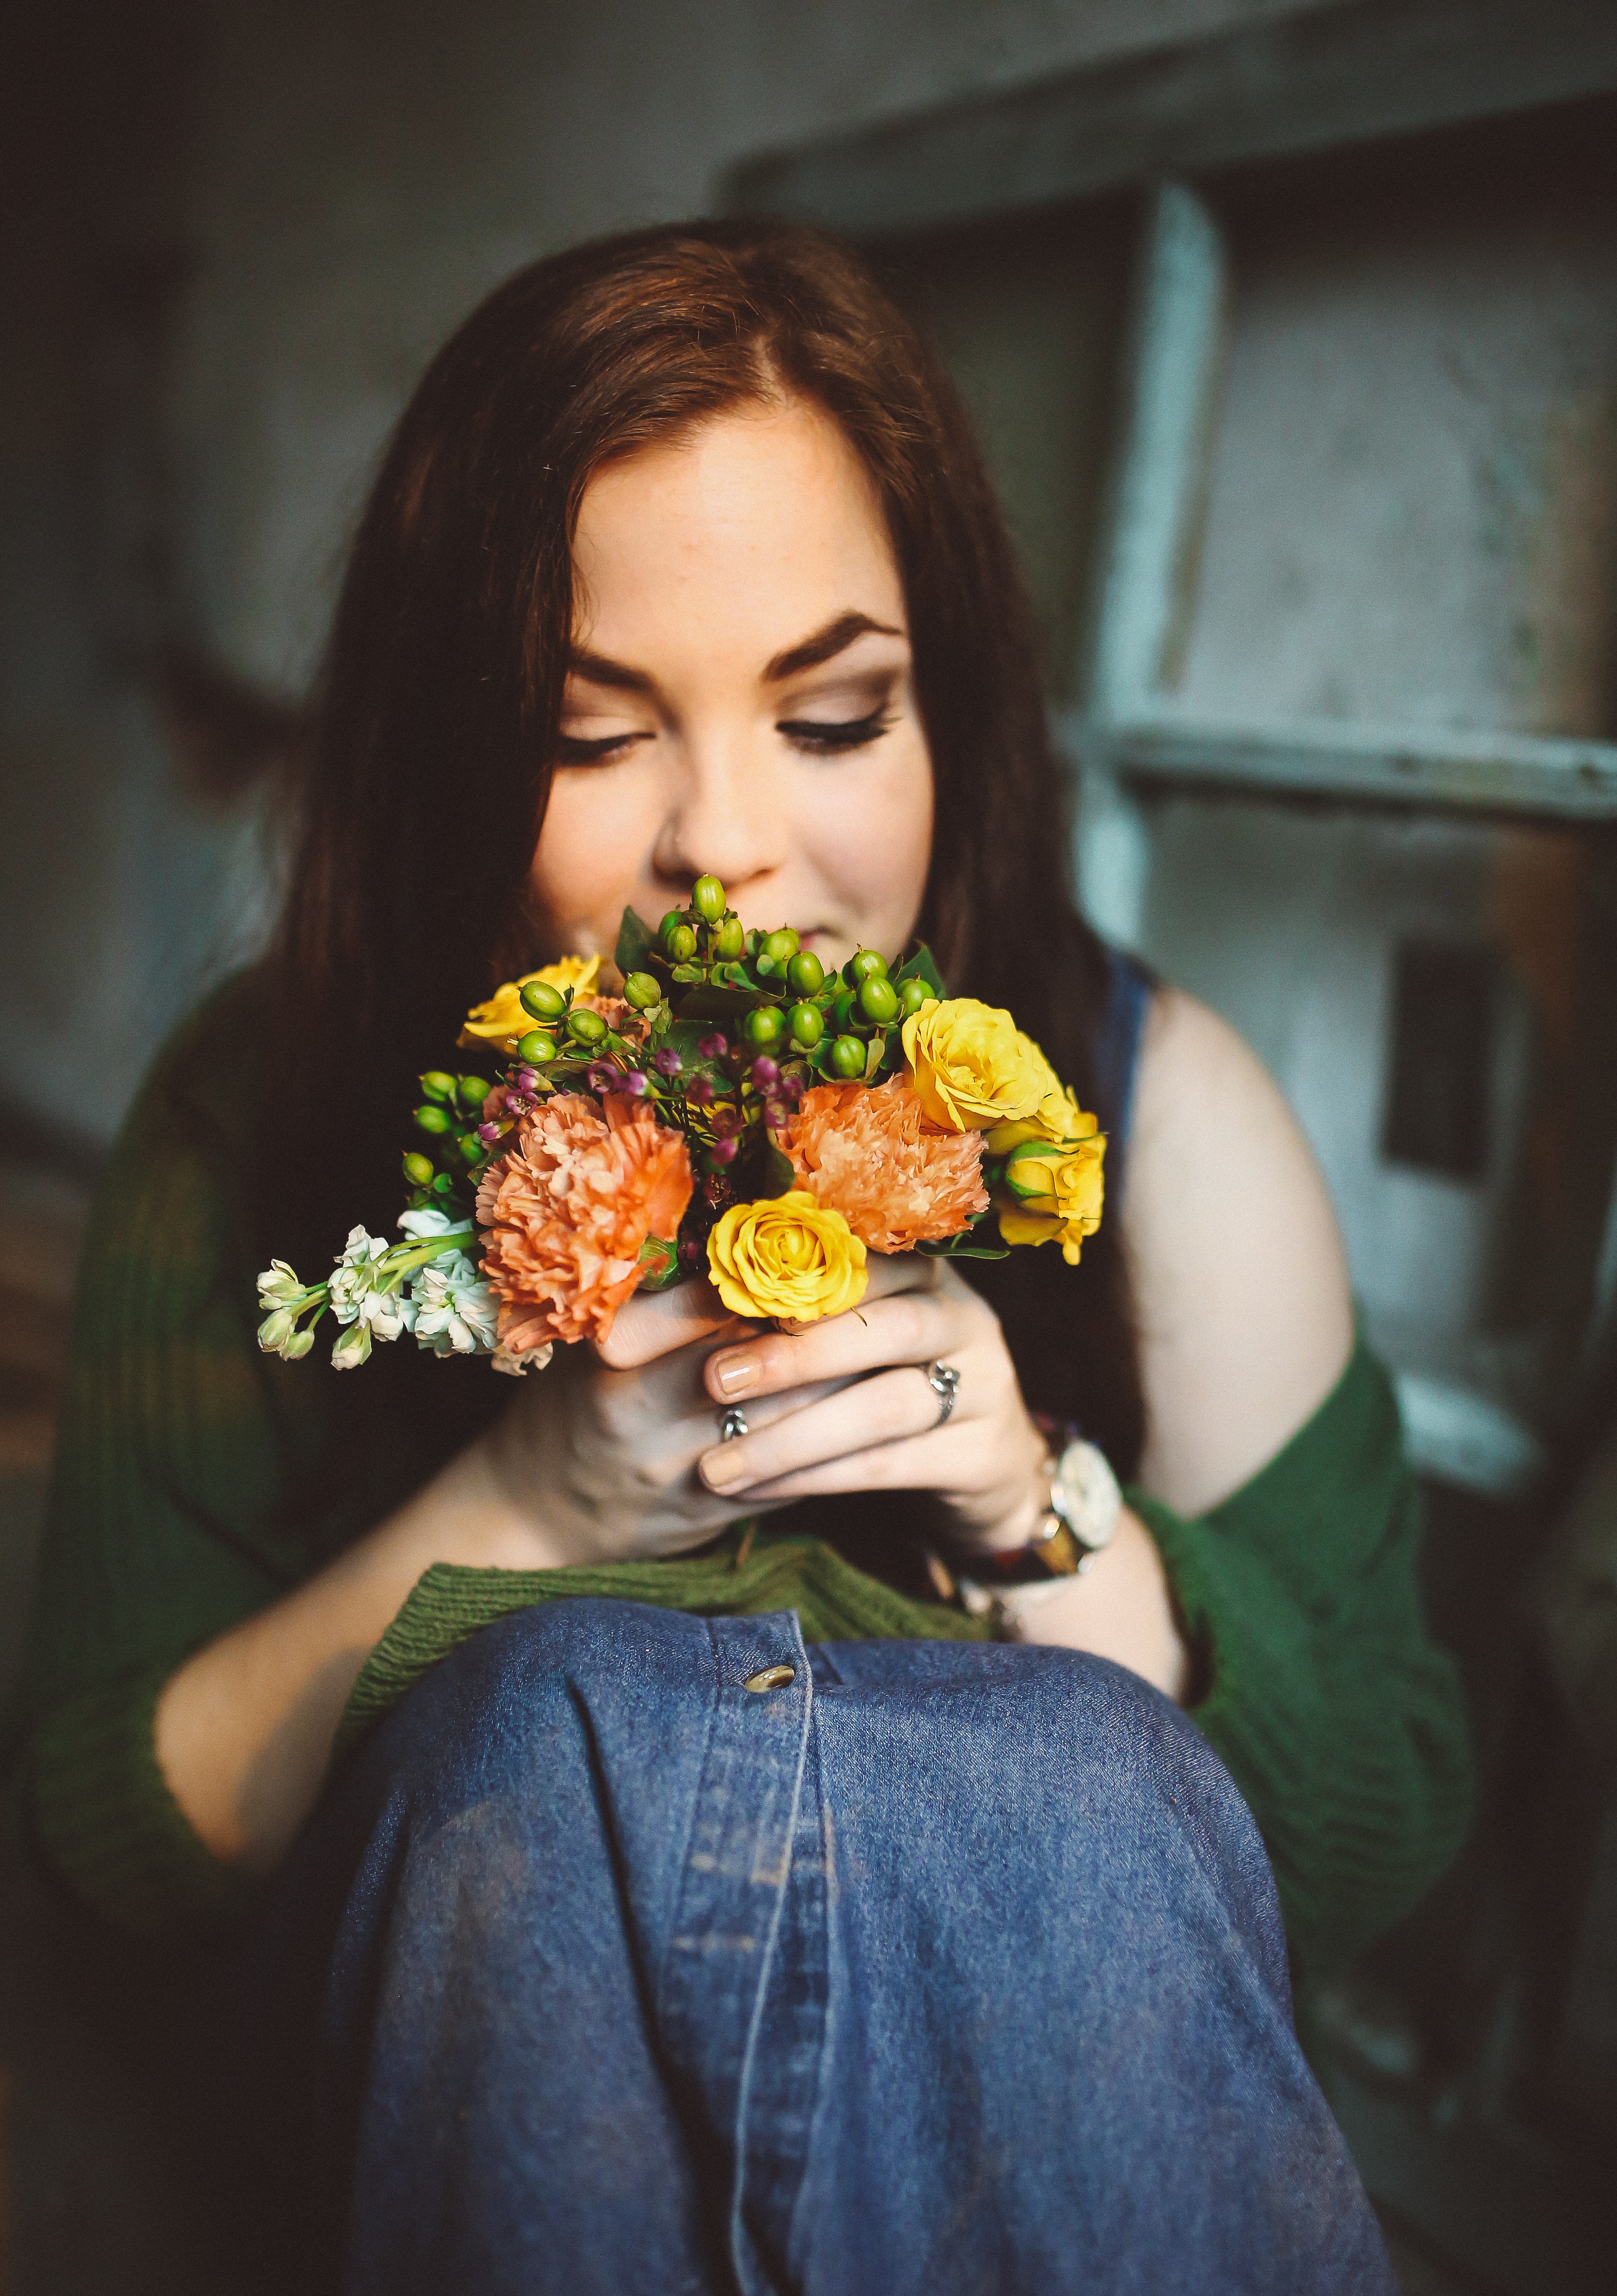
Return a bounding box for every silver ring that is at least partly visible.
[926,1360,961,1425]
[719,1406,750,1441]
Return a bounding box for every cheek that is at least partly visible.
[529,773,652,939]
[830,738,934,927]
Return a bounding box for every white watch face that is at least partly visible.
[1053,1441,1122,1551]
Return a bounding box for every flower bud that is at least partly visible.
[566,1007,608,1045]
[859,975,899,1025]
[513,1066,539,1094]
[623,970,663,1010]
[742,1005,784,1049]
[750,1056,780,1090]
[714,916,746,960]
[622,1070,650,1096]
[787,1001,823,1047]
[708,1136,739,1166]
[763,927,799,965]
[477,1121,502,1145]
[665,924,698,962]
[413,1103,454,1135]
[587,1061,620,1093]
[419,1070,457,1104]
[829,1034,866,1078]
[691,874,726,922]
[519,978,566,1021]
[697,1032,729,1060]
[283,1326,315,1361]
[516,1029,557,1064]
[688,1076,715,1106]
[654,1046,683,1077]
[402,1151,435,1187]
[257,1307,294,1352]
[786,949,825,994]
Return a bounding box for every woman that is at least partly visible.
[19,223,1468,2291]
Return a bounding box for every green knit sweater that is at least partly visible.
[13,976,1473,1983]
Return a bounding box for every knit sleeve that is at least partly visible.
[13,979,321,1937]
[1129,1339,1473,1990]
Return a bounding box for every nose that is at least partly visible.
[653,735,790,907]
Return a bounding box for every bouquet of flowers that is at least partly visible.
[256,877,1105,1375]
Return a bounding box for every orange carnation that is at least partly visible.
[782,1077,988,1254]
[475,1093,693,1350]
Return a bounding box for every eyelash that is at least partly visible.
[553,708,895,767]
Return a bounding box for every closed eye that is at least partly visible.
[778,707,895,756]
[554,730,655,764]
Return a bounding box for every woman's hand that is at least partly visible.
[691,1255,1049,1553]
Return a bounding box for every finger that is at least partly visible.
[698,1362,947,1496]
[705,1281,969,1406]
[730,1429,968,1505]
[594,1273,747,1370]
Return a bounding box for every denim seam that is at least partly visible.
[726,1614,814,2296]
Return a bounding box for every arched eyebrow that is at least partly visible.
[764,611,904,683]
[564,609,904,698]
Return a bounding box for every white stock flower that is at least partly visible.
[397,1205,456,1241]
[256,1259,304,1311]
[403,1253,498,1357]
[327,1227,406,1346]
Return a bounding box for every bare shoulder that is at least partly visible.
[1123,985,1354,1516]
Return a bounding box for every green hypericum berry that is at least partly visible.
[665,924,698,963]
[788,1001,824,1047]
[786,949,825,994]
[762,927,799,965]
[830,986,857,1033]
[519,978,566,1021]
[566,1008,608,1044]
[431,1172,456,1196]
[829,1034,866,1078]
[402,1151,435,1186]
[898,976,930,1017]
[847,948,888,985]
[623,971,662,1010]
[458,1133,484,1164]
[456,1074,492,1110]
[859,975,899,1024]
[413,1104,454,1135]
[714,916,746,960]
[691,875,726,922]
[419,1070,457,1104]
[516,1029,557,1063]
[742,1005,785,1048]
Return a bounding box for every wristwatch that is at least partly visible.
[958,1436,1123,1601]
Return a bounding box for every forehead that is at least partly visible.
[570,398,905,650]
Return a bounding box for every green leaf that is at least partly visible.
[751,1138,798,1199]
[862,1032,885,1082]
[674,983,765,1022]
[614,905,658,978]
[893,943,946,1000]
[918,1237,1011,1260]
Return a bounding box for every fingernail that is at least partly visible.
[713,1352,760,1397]
[701,1447,749,1491]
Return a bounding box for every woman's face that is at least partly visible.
[528,397,934,978]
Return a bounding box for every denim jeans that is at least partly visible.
[236,1598,1394,2295]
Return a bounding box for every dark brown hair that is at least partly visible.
[270,219,1145,1472]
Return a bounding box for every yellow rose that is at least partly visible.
[995,1130,1106,1265]
[459,955,602,1050]
[707,1191,868,1323]
[985,1052,1099,1157]
[899,998,1048,1133]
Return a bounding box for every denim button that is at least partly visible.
[744,1664,796,1692]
